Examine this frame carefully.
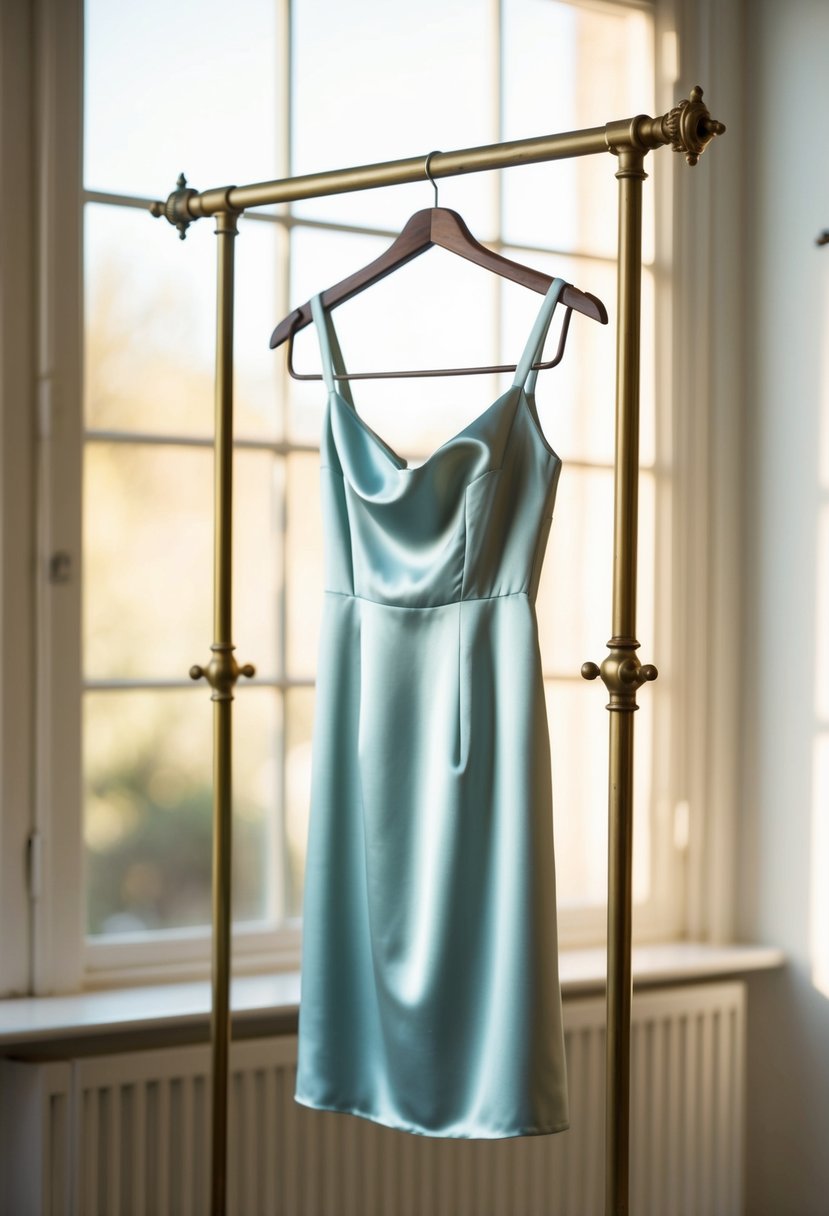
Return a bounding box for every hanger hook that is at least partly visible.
[424,150,441,208]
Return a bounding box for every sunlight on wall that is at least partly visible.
[811,276,829,998]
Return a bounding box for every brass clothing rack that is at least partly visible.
[150,86,724,1216]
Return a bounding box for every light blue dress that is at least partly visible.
[295,280,570,1139]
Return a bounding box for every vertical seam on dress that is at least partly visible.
[461,478,471,600]
[456,598,464,771]
[458,477,470,769]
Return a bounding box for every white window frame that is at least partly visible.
[0,0,39,1000]
[0,0,744,996]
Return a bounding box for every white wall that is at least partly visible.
[739,2,829,1213]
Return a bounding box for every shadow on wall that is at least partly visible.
[745,967,829,1216]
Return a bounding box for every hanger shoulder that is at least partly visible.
[429,208,608,322]
[269,205,608,349]
[270,305,309,349]
[562,286,607,324]
[428,208,549,294]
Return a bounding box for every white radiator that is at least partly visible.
[0,981,744,1216]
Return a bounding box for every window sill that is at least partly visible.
[0,941,784,1060]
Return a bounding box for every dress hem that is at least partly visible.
[293,1092,570,1140]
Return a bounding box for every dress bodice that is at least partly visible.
[313,280,566,609]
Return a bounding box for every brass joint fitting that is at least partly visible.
[190,643,255,702]
[581,639,657,712]
[604,116,652,158]
[150,176,241,236]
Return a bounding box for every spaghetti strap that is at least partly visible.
[512,278,567,393]
[310,294,355,408]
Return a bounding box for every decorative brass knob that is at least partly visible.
[619,658,658,684]
[580,655,658,690]
[150,172,199,240]
[189,650,256,700]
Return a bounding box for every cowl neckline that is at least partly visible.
[330,382,522,474]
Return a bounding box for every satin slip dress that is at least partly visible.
[294,279,570,1140]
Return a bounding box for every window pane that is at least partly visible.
[286,228,386,444]
[235,686,282,925]
[547,679,652,908]
[498,251,655,468]
[235,216,286,441]
[291,0,496,231]
[539,466,613,675]
[84,444,282,680]
[538,467,655,676]
[286,452,324,679]
[285,686,315,918]
[502,0,655,262]
[84,0,278,199]
[85,202,283,440]
[499,255,616,466]
[84,687,277,935]
[235,452,284,682]
[288,226,499,455]
[80,0,664,947]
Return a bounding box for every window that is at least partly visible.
[17,0,688,993]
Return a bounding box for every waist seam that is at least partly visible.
[323,588,530,610]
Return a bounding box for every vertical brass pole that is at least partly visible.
[582,145,657,1215]
[581,93,724,1216]
[207,209,237,1216]
[189,208,255,1216]
[209,210,238,1216]
[211,698,232,1216]
[606,147,646,1216]
[605,704,636,1216]
[185,209,250,1216]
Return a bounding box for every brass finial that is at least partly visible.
[661,85,726,165]
[636,85,726,166]
[149,171,199,239]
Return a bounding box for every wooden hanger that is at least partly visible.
[269,156,608,378]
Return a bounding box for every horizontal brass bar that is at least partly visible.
[193,128,611,217]
[150,89,724,239]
